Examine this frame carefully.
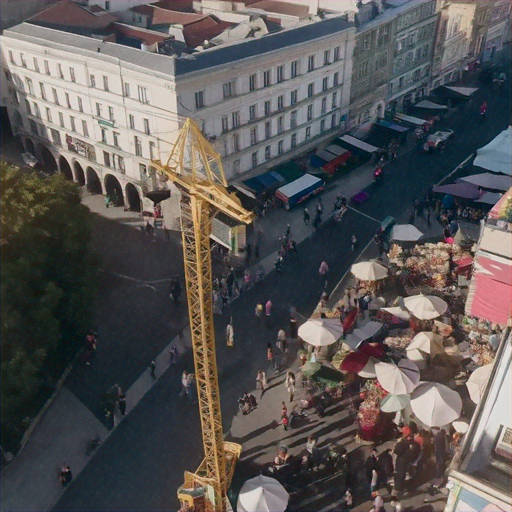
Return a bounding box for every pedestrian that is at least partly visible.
[343,488,353,511]
[319,260,329,287]
[285,371,295,402]
[393,437,410,497]
[370,468,379,493]
[118,393,127,415]
[371,491,385,512]
[265,299,273,328]
[290,239,298,256]
[289,309,298,340]
[274,255,283,273]
[313,211,322,230]
[149,360,156,379]
[365,449,378,486]
[276,329,287,353]
[180,370,190,400]
[255,302,264,321]
[169,277,182,305]
[378,448,394,490]
[285,224,291,241]
[351,234,358,251]
[306,436,318,467]
[279,412,289,431]
[60,465,73,486]
[390,496,403,512]
[434,428,448,479]
[267,343,276,372]
[256,370,267,398]
[317,197,323,215]
[226,318,234,347]
[169,343,178,366]
[303,207,310,226]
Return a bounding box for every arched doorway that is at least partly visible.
[125,183,141,212]
[104,174,124,206]
[74,161,86,186]
[86,167,102,194]
[39,145,58,174]
[59,156,73,181]
[25,138,36,155]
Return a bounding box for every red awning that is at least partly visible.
[322,150,352,176]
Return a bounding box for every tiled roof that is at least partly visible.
[183,17,234,47]
[132,4,205,26]
[112,23,171,46]
[153,0,195,12]
[250,1,309,17]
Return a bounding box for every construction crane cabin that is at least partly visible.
[152,119,254,512]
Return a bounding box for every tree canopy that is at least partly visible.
[1,162,97,450]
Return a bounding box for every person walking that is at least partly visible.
[319,260,329,288]
[313,211,322,230]
[378,448,394,490]
[303,207,310,226]
[226,318,234,347]
[149,360,156,379]
[256,370,267,398]
[306,436,319,467]
[255,302,264,322]
[390,496,403,512]
[393,437,410,498]
[351,234,358,251]
[180,370,191,401]
[370,468,379,493]
[267,343,276,373]
[60,465,73,486]
[265,299,273,329]
[371,491,385,512]
[118,393,127,416]
[289,309,298,340]
[365,449,378,487]
[279,412,289,431]
[169,343,178,366]
[434,428,448,480]
[276,329,287,353]
[285,371,296,402]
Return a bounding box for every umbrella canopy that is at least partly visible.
[375,359,420,394]
[238,475,289,512]
[144,189,171,204]
[391,224,423,242]
[433,182,482,200]
[410,382,462,427]
[351,260,389,281]
[458,173,511,192]
[381,306,411,321]
[466,363,494,404]
[341,352,377,378]
[406,348,428,370]
[407,331,445,355]
[452,419,469,434]
[380,393,411,413]
[344,321,383,350]
[298,318,343,347]
[404,294,448,320]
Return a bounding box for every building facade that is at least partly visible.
[482,0,511,61]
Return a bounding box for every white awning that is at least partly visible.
[325,145,347,156]
[339,135,379,153]
[316,149,336,161]
[444,86,478,96]
[394,113,428,127]
[276,173,322,199]
[414,100,448,110]
[474,126,512,176]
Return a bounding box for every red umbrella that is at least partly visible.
[341,351,371,374]
[343,308,359,332]
[359,342,385,359]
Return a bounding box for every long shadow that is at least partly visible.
[229,419,278,445]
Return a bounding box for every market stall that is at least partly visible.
[275,174,324,210]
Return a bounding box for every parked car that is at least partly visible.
[423,129,454,152]
[22,152,38,167]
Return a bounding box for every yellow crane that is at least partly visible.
[152,119,254,512]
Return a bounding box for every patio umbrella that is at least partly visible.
[407,348,428,370]
[410,382,462,427]
[452,419,469,434]
[237,475,289,512]
[351,260,388,281]
[341,352,378,378]
[404,294,448,320]
[407,332,445,355]
[298,318,343,347]
[381,306,411,321]
[380,393,411,413]
[391,224,423,242]
[375,359,420,394]
[344,321,383,351]
[466,363,493,404]
[433,182,482,200]
[368,297,386,311]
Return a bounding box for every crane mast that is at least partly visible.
[152,119,253,512]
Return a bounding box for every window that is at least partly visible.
[33,57,39,73]
[39,83,46,100]
[305,126,311,140]
[77,96,83,113]
[290,110,297,128]
[44,60,50,75]
[39,124,47,139]
[13,110,23,127]
[29,119,38,135]
[223,81,234,99]
[96,103,102,117]
[129,114,135,129]
[4,70,11,81]
[25,99,31,115]
[103,151,111,167]
[70,116,76,132]
[363,34,370,50]
[51,128,61,146]
[52,88,59,105]
[333,72,339,87]
[321,97,327,114]
[65,92,71,109]
[109,107,115,122]
[103,76,109,91]
[58,64,64,79]
[139,163,147,176]
[277,95,284,111]
[277,116,284,134]
[33,103,41,118]
[9,50,14,64]
[264,100,271,116]
[26,77,34,96]
[138,85,148,104]
[101,128,107,143]
[308,55,315,72]
[324,50,330,65]
[291,90,298,105]
[233,133,240,152]
[221,116,229,133]
[291,133,297,148]
[322,77,328,91]
[70,67,75,83]
[250,127,258,146]
[308,83,314,98]
[265,145,271,160]
[320,119,326,132]
[233,159,240,173]
[59,112,64,127]
[82,120,89,137]
[307,104,313,121]
[249,74,256,91]
[291,60,298,78]
[334,46,340,61]
[10,88,20,105]
[194,91,204,110]
[278,140,283,154]
[265,121,271,139]
[332,92,337,108]
[277,65,284,83]
[149,141,155,160]
[399,76,405,89]
[251,152,258,168]
[331,114,337,128]
[105,0,110,10]
[263,70,271,88]
[124,82,130,97]
[134,136,142,156]
[20,53,27,68]
[113,131,119,147]
[249,105,257,121]
[232,111,240,128]
[46,107,52,122]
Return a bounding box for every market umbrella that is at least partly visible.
[407,331,445,355]
[380,393,411,413]
[237,475,289,512]
[368,297,386,311]
[375,359,420,394]
[433,182,482,200]
[391,224,423,242]
[341,352,377,378]
[351,260,388,281]
[301,361,322,377]
[403,294,448,320]
[452,419,469,434]
[410,382,462,427]
[381,306,411,321]
[466,363,493,404]
[344,321,383,351]
[298,318,343,347]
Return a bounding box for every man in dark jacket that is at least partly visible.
[434,428,448,479]
[365,449,378,486]
[378,448,394,490]
[393,438,411,498]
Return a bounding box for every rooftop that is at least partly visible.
[248,1,310,17]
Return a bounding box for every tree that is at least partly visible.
[1,162,97,450]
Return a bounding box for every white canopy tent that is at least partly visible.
[473,126,512,176]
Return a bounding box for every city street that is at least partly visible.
[50,73,511,512]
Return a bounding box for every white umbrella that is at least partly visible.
[404,294,448,320]
[466,364,494,404]
[452,419,469,434]
[411,382,462,427]
[375,359,420,394]
[407,331,445,355]
[369,297,386,311]
[359,356,379,379]
[380,393,411,413]
[406,348,428,370]
[298,318,343,347]
[238,475,289,512]
[381,306,411,321]
[344,321,383,351]
[351,261,389,281]
[391,224,423,242]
